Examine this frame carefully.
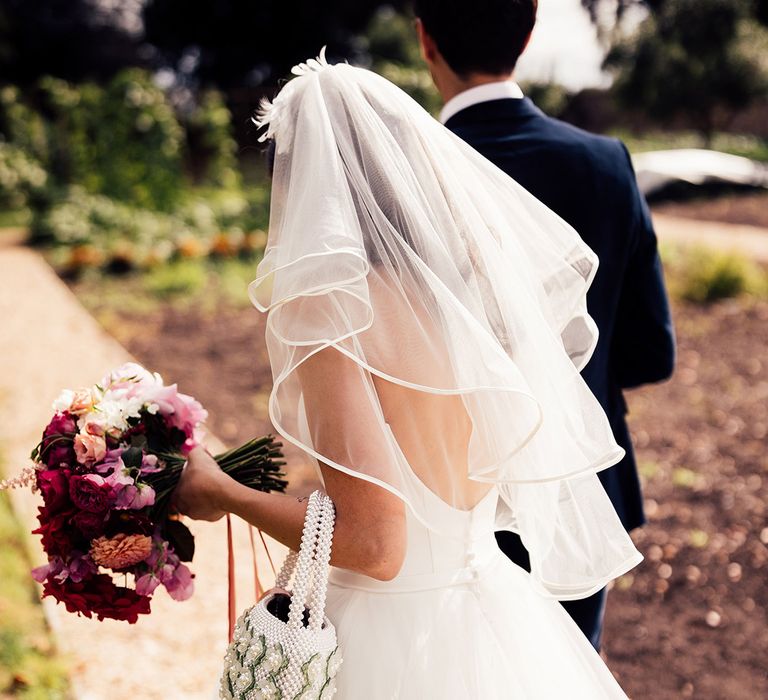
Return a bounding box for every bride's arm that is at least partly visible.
[175,347,407,581]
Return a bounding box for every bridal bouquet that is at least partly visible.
[1,363,286,623]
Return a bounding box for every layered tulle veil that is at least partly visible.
[252,49,641,600]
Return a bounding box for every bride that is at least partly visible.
[174,50,642,698]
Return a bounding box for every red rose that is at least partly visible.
[73,510,108,538]
[41,413,77,468]
[37,469,72,513]
[42,573,151,623]
[69,474,112,513]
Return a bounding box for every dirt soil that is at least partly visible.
[91,295,768,700]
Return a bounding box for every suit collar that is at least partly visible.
[443,97,545,130]
[439,81,524,124]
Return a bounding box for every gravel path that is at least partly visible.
[0,243,286,700]
[652,213,768,262]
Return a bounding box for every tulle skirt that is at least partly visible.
[325,554,628,699]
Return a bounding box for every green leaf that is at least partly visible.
[121,445,144,470]
[164,518,195,561]
[130,434,148,449]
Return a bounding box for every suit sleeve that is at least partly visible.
[611,142,675,389]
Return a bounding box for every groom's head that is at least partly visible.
[413,0,537,100]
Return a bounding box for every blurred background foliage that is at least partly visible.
[0,0,765,293]
[604,0,768,143]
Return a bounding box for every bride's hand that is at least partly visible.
[172,446,229,522]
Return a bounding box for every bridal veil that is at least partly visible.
[251,50,642,600]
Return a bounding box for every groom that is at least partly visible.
[414,0,675,650]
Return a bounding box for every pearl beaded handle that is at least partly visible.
[308,496,335,632]
[275,491,336,632]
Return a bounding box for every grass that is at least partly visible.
[70,255,262,321]
[0,209,32,229]
[612,129,768,162]
[0,462,70,699]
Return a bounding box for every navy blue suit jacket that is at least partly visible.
[446,98,675,531]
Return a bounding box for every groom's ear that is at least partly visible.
[415,18,437,64]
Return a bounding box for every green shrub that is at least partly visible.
[186,90,242,189]
[0,85,50,165]
[2,71,268,274]
[521,83,570,119]
[0,143,47,209]
[144,259,208,298]
[367,7,442,116]
[34,71,184,210]
[30,186,267,274]
[37,77,103,191]
[97,70,185,210]
[672,246,767,302]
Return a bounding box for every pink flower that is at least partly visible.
[69,389,95,415]
[81,417,106,437]
[167,392,208,434]
[117,483,155,510]
[32,552,97,584]
[140,454,162,474]
[135,572,162,596]
[74,433,107,466]
[100,362,161,391]
[32,561,56,583]
[163,562,194,601]
[105,468,155,510]
[65,553,99,583]
[94,449,124,475]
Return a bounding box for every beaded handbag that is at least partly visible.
[219,491,342,700]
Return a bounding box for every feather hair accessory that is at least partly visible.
[253,46,330,142]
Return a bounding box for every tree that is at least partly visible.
[0,0,408,89]
[604,0,768,143]
[0,0,146,86]
[142,0,409,89]
[582,0,768,30]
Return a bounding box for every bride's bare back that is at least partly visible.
[366,271,493,511]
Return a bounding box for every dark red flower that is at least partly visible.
[69,474,112,513]
[34,507,81,558]
[42,573,151,623]
[37,469,72,514]
[41,413,78,468]
[104,510,153,538]
[72,510,108,538]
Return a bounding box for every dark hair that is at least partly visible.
[413,0,538,77]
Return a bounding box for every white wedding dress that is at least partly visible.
[246,52,642,699]
[325,480,627,699]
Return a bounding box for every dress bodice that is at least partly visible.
[328,480,501,593]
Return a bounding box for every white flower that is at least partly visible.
[77,395,144,434]
[52,389,75,413]
[100,362,164,390]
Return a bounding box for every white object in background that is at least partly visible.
[632,148,768,197]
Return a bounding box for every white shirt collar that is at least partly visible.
[439,81,524,125]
